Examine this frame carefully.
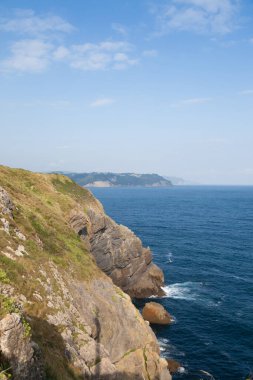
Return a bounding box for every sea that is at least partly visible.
[90,186,253,380]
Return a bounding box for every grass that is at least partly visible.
[0,352,12,379]
[0,269,10,284]
[0,166,103,377]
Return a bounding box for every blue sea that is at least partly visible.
[90,186,253,380]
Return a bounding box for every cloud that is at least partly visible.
[63,41,138,71]
[239,89,253,95]
[142,49,158,57]
[1,39,53,72]
[0,9,75,36]
[1,39,139,73]
[90,98,115,107]
[112,23,128,36]
[0,10,139,73]
[153,0,239,35]
[170,97,211,107]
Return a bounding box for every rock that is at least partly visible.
[166,359,181,374]
[69,208,165,298]
[142,302,172,325]
[0,167,171,380]
[14,228,26,241]
[160,358,173,380]
[127,263,165,298]
[90,357,117,379]
[0,313,45,379]
[0,218,10,234]
[0,187,14,217]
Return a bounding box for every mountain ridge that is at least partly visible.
[53,172,173,188]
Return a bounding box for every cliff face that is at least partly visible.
[69,205,165,299]
[0,166,170,380]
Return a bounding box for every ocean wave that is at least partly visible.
[165,251,173,263]
[161,281,203,301]
[199,370,216,379]
[157,337,186,358]
[178,366,186,374]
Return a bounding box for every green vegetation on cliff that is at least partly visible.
[0,166,170,380]
[0,166,101,378]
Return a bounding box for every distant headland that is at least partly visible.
[53,172,175,187]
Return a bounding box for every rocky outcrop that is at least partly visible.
[142,302,172,325]
[0,313,45,379]
[0,186,14,217]
[0,169,171,380]
[166,359,181,374]
[69,207,165,298]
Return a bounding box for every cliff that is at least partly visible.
[0,166,170,380]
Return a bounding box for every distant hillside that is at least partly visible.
[56,172,173,187]
[165,176,186,185]
[165,176,198,185]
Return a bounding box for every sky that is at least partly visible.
[0,0,253,185]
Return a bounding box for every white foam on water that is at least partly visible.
[178,366,186,374]
[158,337,186,359]
[199,370,216,379]
[161,281,203,301]
[165,251,173,263]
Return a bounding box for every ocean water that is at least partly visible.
[90,186,253,380]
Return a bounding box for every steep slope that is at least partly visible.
[0,166,171,380]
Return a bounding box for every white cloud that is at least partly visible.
[1,38,139,73]
[239,89,253,95]
[142,49,158,57]
[90,98,115,107]
[68,41,138,71]
[0,10,139,73]
[0,9,75,35]
[153,0,239,35]
[112,23,128,36]
[53,46,70,60]
[170,97,211,107]
[1,39,53,72]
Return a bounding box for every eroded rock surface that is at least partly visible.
[69,208,165,298]
[0,313,45,380]
[142,302,172,325]
[0,186,14,217]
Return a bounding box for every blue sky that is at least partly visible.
[0,0,253,184]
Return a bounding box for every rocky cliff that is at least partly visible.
[0,166,170,380]
[69,202,165,299]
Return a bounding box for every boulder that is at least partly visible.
[166,359,181,374]
[142,302,172,325]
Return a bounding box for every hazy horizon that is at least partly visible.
[1,0,253,185]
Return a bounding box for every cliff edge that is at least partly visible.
[0,166,170,380]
